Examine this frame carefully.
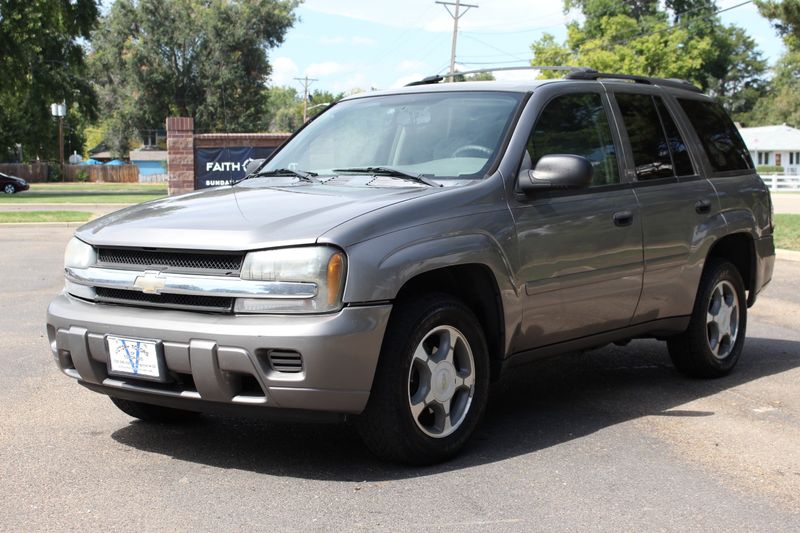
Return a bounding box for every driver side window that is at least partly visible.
[526,93,620,186]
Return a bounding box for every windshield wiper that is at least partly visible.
[240,168,318,183]
[332,166,441,187]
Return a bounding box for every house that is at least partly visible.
[738,124,800,174]
[129,147,167,179]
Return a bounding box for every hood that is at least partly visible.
[76,178,436,251]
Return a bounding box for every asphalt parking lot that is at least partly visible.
[1,225,799,531]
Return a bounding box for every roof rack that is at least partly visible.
[564,71,703,93]
[404,66,597,86]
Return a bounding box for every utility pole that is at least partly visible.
[58,115,64,179]
[294,75,319,122]
[50,102,66,180]
[436,0,478,82]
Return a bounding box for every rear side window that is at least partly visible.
[654,98,694,176]
[678,99,753,172]
[615,93,673,179]
[615,93,695,179]
[528,93,619,186]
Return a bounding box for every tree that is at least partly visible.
[756,0,800,47]
[531,0,767,118]
[740,1,800,127]
[90,0,299,155]
[532,1,713,82]
[264,87,346,133]
[0,0,99,161]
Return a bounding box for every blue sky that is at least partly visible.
[269,0,786,93]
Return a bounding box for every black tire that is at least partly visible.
[110,397,201,423]
[356,293,490,465]
[667,259,747,378]
[3,184,16,194]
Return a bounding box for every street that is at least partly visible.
[1,225,798,531]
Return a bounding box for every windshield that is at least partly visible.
[263,91,523,179]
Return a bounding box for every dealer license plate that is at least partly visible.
[106,336,163,379]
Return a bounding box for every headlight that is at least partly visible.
[64,237,96,269]
[236,246,346,314]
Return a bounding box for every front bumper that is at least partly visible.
[47,294,392,415]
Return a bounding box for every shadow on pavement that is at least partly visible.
[111,336,800,480]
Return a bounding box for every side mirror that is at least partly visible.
[517,154,593,194]
[244,158,266,176]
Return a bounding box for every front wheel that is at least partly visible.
[667,259,747,378]
[357,293,490,464]
[3,184,15,194]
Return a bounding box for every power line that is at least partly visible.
[462,33,529,62]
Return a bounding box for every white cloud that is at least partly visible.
[304,0,569,32]
[391,73,425,88]
[319,36,347,45]
[351,36,376,46]
[306,61,350,77]
[396,60,428,73]
[269,57,299,86]
[330,72,373,93]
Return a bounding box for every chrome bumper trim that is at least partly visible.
[65,266,317,299]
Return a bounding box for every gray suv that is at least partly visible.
[47,70,775,464]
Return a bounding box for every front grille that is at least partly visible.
[97,248,244,274]
[95,287,233,313]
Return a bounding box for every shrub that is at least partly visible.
[46,163,61,182]
[75,169,90,182]
[757,165,784,174]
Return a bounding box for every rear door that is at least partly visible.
[508,85,643,350]
[607,86,718,322]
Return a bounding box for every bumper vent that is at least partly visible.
[267,350,303,373]
[97,248,244,274]
[95,287,234,313]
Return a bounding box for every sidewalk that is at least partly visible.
[771,193,800,215]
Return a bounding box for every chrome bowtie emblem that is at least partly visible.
[133,270,166,294]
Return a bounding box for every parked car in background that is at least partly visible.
[0,172,29,194]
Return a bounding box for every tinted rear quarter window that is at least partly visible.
[654,98,694,176]
[615,93,673,179]
[678,99,753,173]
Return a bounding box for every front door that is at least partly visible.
[509,89,644,350]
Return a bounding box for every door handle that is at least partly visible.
[695,199,712,214]
[613,210,633,227]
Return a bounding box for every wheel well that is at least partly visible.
[395,265,505,377]
[706,233,755,293]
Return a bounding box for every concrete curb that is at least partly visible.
[776,249,800,262]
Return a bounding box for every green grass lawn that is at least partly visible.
[0,192,165,204]
[30,182,167,193]
[775,214,800,251]
[0,210,93,223]
[0,182,167,204]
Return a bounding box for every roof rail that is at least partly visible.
[564,71,703,93]
[404,66,597,87]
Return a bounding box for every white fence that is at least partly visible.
[761,174,800,192]
[139,173,169,183]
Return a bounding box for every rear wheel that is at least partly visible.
[357,293,490,464]
[667,259,747,378]
[110,397,201,423]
